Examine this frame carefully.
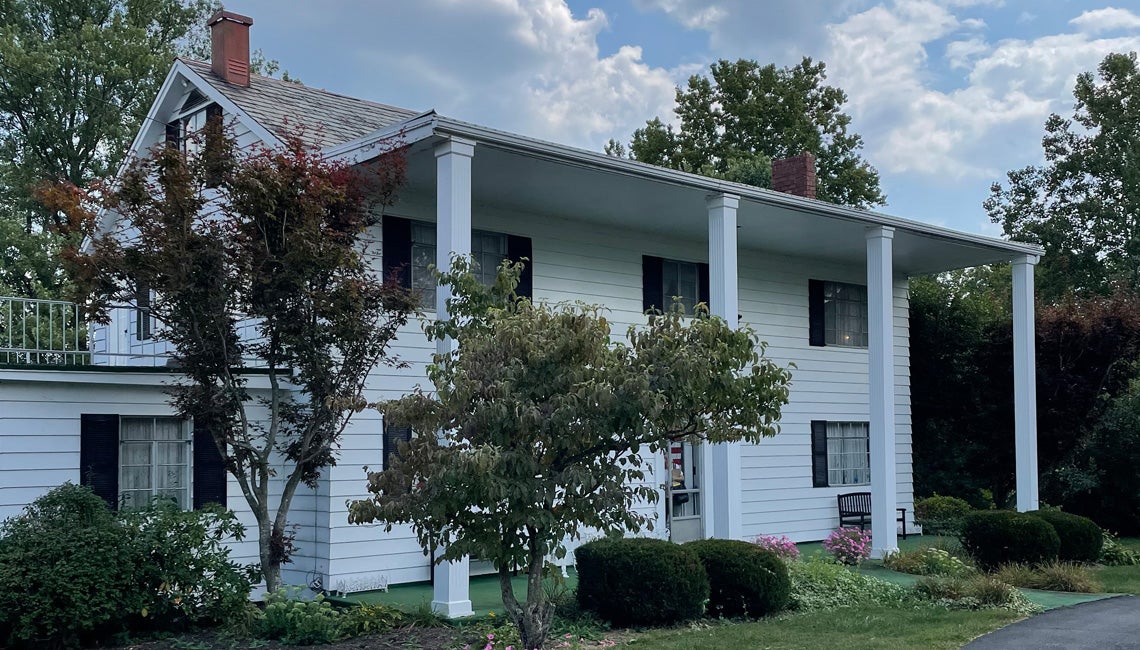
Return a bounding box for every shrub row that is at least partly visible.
[575,537,791,625]
[0,484,255,649]
[958,509,1102,570]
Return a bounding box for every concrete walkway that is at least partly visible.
[965,595,1139,649]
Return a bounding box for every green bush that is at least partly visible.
[119,500,257,630]
[575,537,709,626]
[685,539,790,618]
[785,556,909,612]
[914,495,974,535]
[882,547,975,577]
[1100,531,1140,566]
[0,484,143,648]
[256,588,343,645]
[1025,510,1102,563]
[959,510,1060,570]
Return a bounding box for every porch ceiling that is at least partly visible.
[391,135,1032,276]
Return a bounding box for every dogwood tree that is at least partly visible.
[348,261,792,649]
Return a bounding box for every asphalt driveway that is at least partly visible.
[965,595,1140,649]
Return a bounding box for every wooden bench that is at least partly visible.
[837,492,907,539]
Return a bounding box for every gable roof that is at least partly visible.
[180,59,419,149]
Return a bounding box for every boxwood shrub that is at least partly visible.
[914,495,973,535]
[575,537,709,626]
[1026,510,1103,563]
[685,539,790,617]
[959,510,1060,570]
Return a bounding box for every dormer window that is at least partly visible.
[166,90,224,185]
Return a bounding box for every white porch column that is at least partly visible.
[431,136,475,618]
[866,226,898,557]
[707,193,741,540]
[1013,255,1040,512]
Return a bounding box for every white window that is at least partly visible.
[662,258,700,314]
[180,108,209,157]
[824,281,868,347]
[119,417,191,509]
[409,222,509,309]
[827,421,870,486]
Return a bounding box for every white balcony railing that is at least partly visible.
[0,296,90,365]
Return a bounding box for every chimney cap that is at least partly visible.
[207,9,253,27]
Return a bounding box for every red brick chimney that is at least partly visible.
[208,10,253,87]
[772,152,817,200]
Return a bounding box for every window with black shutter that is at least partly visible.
[811,419,870,487]
[382,216,533,307]
[642,255,710,314]
[808,279,868,348]
[383,423,413,472]
[79,413,225,510]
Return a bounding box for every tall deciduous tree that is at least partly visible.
[43,129,418,591]
[349,264,792,650]
[987,52,1140,301]
[606,58,885,209]
[0,0,215,232]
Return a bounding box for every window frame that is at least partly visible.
[809,279,869,348]
[118,415,193,510]
[824,421,870,487]
[406,220,514,309]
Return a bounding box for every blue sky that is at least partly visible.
[228,0,1140,235]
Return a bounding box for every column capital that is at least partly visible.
[434,136,476,159]
[706,193,740,211]
[866,225,895,240]
[1012,253,1041,266]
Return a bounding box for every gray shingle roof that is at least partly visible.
[181,59,419,149]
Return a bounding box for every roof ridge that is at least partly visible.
[178,57,416,115]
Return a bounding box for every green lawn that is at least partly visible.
[1095,537,1140,594]
[625,604,1021,650]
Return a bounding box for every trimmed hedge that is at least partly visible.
[575,537,709,626]
[914,495,973,535]
[959,510,1060,570]
[1026,510,1103,563]
[685,539,790,617]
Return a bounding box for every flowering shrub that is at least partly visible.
[822,527,872,565]
[752,534,800,560]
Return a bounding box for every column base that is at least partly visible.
[870,546,899,560]
[431,599,474,618]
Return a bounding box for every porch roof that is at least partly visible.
[335,113,1043,276]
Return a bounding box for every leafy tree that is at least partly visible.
[349,265,792,649]
[987,52,1140,300]
[607,58,884,209]
[0,0,216,232]
[42,128,418,591]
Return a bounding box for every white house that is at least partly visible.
[0,11,1044,617]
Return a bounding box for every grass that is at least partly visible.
[625,604,1020,650]
[1093,537,1140,594]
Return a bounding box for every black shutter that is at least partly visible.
[203,104,225,188]
[642,255,664,314]
[80,414,119,509]
[165,121,181,149]
[811,420,829,488]
[383,424,413,472]
[698,262,711,313]
[135,280,152,341]
[808,279,826,346]
[507,234,533,299]
[193,422,227,509]
[382,216,412,288]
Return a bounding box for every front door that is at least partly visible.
[667,440,702,543]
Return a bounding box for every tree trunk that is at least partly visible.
[258,517,282,592]
[499,548,554,649]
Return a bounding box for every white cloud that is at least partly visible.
[1069,7,1140,34]
[824,1,1140,180]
